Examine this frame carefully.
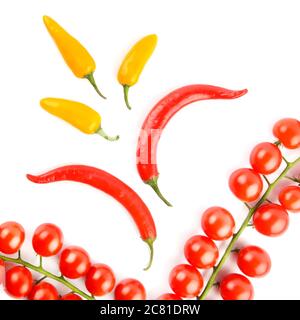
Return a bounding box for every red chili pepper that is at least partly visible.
[26,165,156,270]
[137,85,248,206]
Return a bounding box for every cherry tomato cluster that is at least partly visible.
[0,221,148,300]
[0,222,117,300]
[156,118,300,300]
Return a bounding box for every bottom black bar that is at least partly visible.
[0,300,295,319]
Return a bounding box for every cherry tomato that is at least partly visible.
[0,221,25,254]
[184,235,219,269]
[169,264,203,298]
[32,223,63,257]
[279,185,300,212]
[0,259,4,285]
[61,293,82,300]
[28,281,59,300]
[157,293,182,300]
[220,273,254,300]
[250,142,282,175]
[85,263,115,296]
[5,266,33,298]
[237,245,271,277]
[273,118,300,149]
[59,246,91,279]
[201,207,235,240]
[114,278,146,300]
[253,204,289,236]
[229,168,263,202]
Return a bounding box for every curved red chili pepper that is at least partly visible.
[26,165,156,270]
[137,85,248,206]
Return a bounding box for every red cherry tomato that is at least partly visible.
[61,293,82,300]
[184,235,219,269]
[157,293,182,300]
[237,245,271,277]
[59,246,91,279]
[273,118,300,149]
[250,142,282,175]
[5,266,33,298]
[169,264,203,298]
[32,223,63,257]
[279,185,300,212]
[220,273,254,300]
[114,278,146,300]
[28,281,59,300]
[85,263,115,296]
[253,204,289,236]
[201,207,235,240]
[229,168,263,202]
[0,221,25,254]
[0,259,4,285]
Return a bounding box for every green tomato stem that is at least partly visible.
[0,254,95,300]
[35,275,47,285]
[282,156,290,166]
[285,176,300,183]
[198,155,300,300]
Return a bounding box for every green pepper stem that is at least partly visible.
[143,238,155,271]
[146,176,172,207]
[85,73,106,99]
[123,85,132,110]
[0,253,94,300]
[198,155,300,300]
[96,128,119,141]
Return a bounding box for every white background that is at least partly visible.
[0,0,299,300]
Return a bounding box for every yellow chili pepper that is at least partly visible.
[43,16,106,99]
[118,34,158,110]
[40,98,119,141]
